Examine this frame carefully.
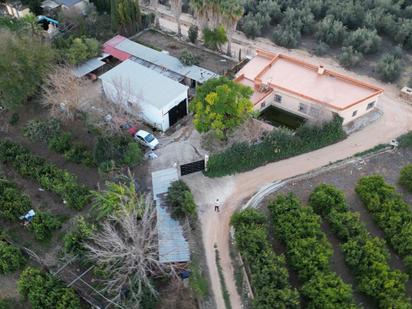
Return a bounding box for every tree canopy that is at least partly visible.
[190,77,253,139]
[0,30,54,109]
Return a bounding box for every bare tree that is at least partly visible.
[170,0,183,36]
[85,194,179,305]
[42,65,142,134]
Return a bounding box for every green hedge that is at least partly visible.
[309,184,410,307]
[24,119,95,167]
[18,267,81,309]
[231,209,300,308]
[0,140,90,210]
[356,176,412,275]
[206,115,346,177]
[0,178,31,221]
[268,194,356,308]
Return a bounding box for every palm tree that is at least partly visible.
[170,0,182,36]
[220,0,243,56]
[190,0,208,29]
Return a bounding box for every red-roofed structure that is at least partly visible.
[103,35,131,61]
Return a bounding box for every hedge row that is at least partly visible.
[268,194,356,308]
[0,234,25,274]
[356,175,412,275]
[24,119,95,167]
[0,139,90,209]
[206,115,346,177]
[231,209,300,308]
[309,184,411,308]
[18,266,81,309]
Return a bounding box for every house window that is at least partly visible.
[298,103,308,114]
[309,106,320,117]
[261,101,266,108]
[366,101,375,110]
[352,110,358,117]
[274,94,282,103]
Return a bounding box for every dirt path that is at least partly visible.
[143,5,412,308]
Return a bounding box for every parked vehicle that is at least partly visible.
[134,130,159,149]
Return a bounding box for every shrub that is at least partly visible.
[240,13,262,39]
[188,24,198,43]
[48,132,72,153]
[18,266,81,309]
[206,115,345,177]
[309,184,410,306]
[400,164,412,192]
[64,36,101,65]
[203,26,227,51]
[0,179,31,221]
[268,194,356,307]
[29,212,62,241]
[0,140,90,210]
[231,209,300,308]
[9,113,19,126]
[376,53,402,82]
[93,134,135,169]
[64,216,96,257]
[313,41,329,56]
[338,46,363,67]
[398,131,412,148]
[272,25,301,48]
[122,142,143,166]
[64,144,95,167]
[179,50,200,66]
[23,119,61,142]
[0,238,25,273]
[167,180,197,218]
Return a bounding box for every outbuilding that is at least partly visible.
[99,59,189,132]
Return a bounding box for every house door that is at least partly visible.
[168,99,187,127]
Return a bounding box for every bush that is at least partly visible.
[188,24,198,43]
[272,25,301,48]
[122,142,143,166]
[376,53,402,82]
[23,119,61,142]
[48,132,72,153]
[63,216,96,257]
[0,179,31,221]
[203,26,227,51]
[309,184,410,306]
[315,15,346,46]
[313,41,329,56]
[64,36,101,65]
[0,140,90,210]
[399,164,412,192]
[167,180,197,218]
[268,194,355,307]
[338,46,363,67]
[179,50,200,66]
[9,113,19,126]
[0,238,25,273]
[29,212,62,241]
[64,144,95,167]
[231,209,300,308]
[240,13,262,39]
[18,266,81,309]
[206,115,346,177]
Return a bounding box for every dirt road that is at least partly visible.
[144,5,412,309]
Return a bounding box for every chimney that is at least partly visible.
[317,65,325,75]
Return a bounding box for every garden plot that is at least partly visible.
[253,147,412,307]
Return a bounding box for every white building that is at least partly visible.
[100,59,189,132]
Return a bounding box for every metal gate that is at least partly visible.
[180,159,205,176]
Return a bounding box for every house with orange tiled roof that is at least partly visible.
[235,50,383,125]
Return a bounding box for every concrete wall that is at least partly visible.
[255,88,381,125]
[5,4,30,18]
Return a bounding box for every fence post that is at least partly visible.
[204,154,209,172]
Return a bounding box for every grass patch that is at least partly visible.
[189,258,209,299]
[354,143,389,157]
[215,245,232,309]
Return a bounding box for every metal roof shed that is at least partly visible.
[72,57,106,78]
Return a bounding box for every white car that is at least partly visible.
[134,130,159,149]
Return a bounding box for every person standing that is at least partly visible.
[214,198,220,212]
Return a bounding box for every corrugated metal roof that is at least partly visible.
[152,168,190,264]
[72,57,106,77]
[99,59,188,110]
[102,35,219,83]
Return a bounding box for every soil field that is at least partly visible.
[257,147,412,308]
[134,29,237,75]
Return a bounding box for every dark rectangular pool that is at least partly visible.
[258,105,306,130]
